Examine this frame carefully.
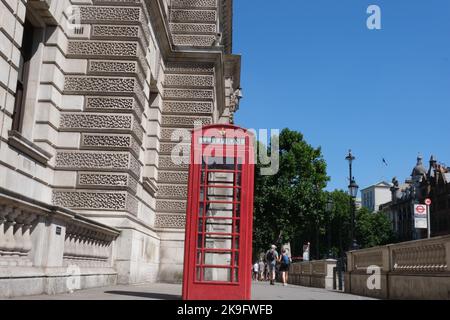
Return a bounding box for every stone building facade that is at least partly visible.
[381,156,450,242]
[0,0,241,297]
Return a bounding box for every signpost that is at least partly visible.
[414,204,427,230]
[425,199,432,238]
[414,200,431,239]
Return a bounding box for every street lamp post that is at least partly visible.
[346,150,360,251]
[326,197,334,258]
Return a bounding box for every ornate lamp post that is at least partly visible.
[346,150,360,251]
[326,197,334,258]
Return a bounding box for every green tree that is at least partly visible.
[253,128,329,258]
[326,190,352,257]
[356,207,395,248]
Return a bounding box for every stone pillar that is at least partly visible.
[325,259,337,290]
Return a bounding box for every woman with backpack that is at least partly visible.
[279,248,291,286]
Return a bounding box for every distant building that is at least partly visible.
[355,198,362,210]
[361,181,392,212]
[380,155,450,241]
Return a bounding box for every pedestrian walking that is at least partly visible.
[279,248,291,286]
[258,259,265,281]
[265,244,279,285]
[252,261,259,280]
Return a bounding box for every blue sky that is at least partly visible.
[233,0,450,194]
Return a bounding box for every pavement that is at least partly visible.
[8,281,375,300]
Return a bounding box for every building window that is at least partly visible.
[7,13,51,166]
[12,19,36,132]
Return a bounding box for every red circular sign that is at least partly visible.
[416,205,426,214]
[425,199,432,206]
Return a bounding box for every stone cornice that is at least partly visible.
[224,54,241,88]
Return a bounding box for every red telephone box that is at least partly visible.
[182,124,255,300]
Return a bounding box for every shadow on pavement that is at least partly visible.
[104,291,181,300]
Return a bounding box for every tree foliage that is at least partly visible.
[356,207,396,248]
[253,128,329,256]
[253,128,396,259]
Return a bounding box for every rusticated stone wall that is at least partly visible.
[156,62,215,231]
[47,0,162,284]
[169,0,219,48]
[53,1,150,219]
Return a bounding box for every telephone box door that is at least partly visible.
[182,125,255,300]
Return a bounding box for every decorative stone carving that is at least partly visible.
[67,41,138,57]
[85,96,143,119]
[92,25,140,38]
[79,6,141,23]
[163,101,212,114]
[89,60,137,74]
[132,122,144,142]
[64,76,136,93]
[56,151,140,177]
[81,133,141,156]
[158,184,188,199]
[170,23,216,34]
[170,9,216,23]
[171,0,217,7]
[158,156,189,170]
[160,128,178,141]
[52,190,138,214]
[155,214,186,229]
[129,155,142,178]
[172,35,216,47]
[158,171,189,184]
[165,63,214,74]
[60,114,133,130]
[392,244,447,272]
[164,74,214,87]
[163,88,213,100]
[162,115,212,127]
[78,172,124,186]
[159,143,190,155]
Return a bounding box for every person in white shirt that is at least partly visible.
[253,262,259,280]
[258,260,265,281]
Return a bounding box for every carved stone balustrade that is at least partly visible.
[0,189,120,298]
[0,205,39,267]
[345,235,450,299]
[63,223,115,268]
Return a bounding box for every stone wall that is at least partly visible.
[0,0,241,292]
[288,259,337,290]
[345,235,450,300]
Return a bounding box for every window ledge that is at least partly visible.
[143,177,159,197]
[8,130,52,166]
